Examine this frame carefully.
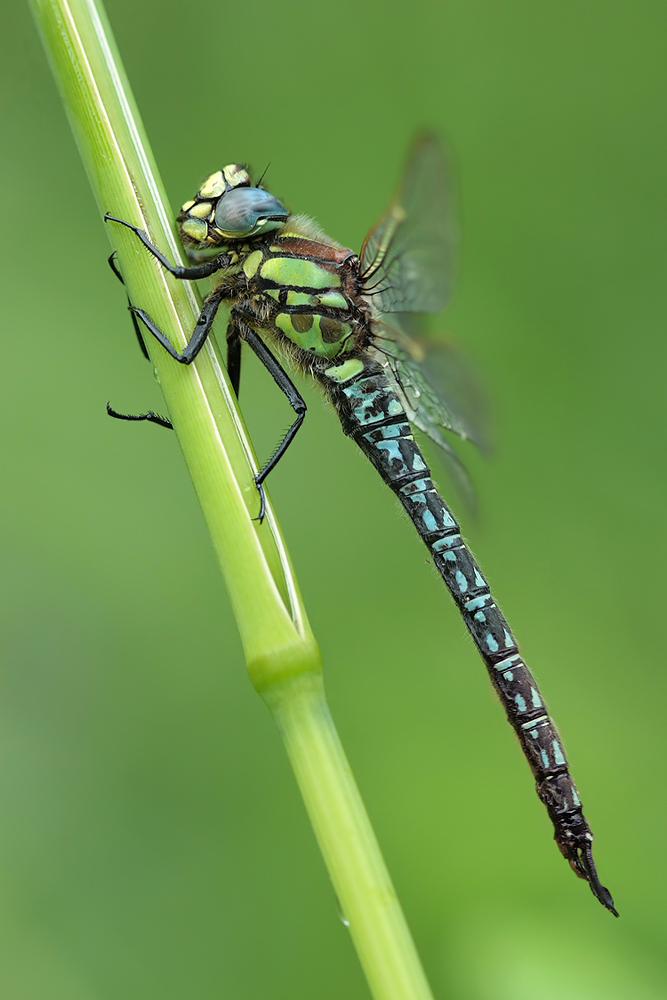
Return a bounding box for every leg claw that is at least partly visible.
[253,477,266,524]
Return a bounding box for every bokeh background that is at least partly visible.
[1,1,666,997]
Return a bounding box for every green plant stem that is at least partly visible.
[266,673,436,1000]
[28,1,438,997]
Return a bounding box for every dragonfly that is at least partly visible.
[105,135,617,915]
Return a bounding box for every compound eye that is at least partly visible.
[213,187,288,238]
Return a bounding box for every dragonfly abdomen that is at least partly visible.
[324,358,617,914]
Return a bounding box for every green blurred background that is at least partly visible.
[1,0,666,997]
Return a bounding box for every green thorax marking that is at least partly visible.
[245,236,357,360]
[324,357,365,383]
[274,311,353,358]
[260,255,340,289]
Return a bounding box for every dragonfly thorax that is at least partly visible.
[237,221,364,361]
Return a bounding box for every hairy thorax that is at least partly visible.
[216,216,371,364]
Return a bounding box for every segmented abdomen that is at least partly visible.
[325,359,594,868]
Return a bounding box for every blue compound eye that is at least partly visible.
[213,187,288,238]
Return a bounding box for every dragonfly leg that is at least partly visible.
[108,252,150,360]
[129,282,229,364]
[106,402,173,429]
[104,215,232,279]
[232,311,307,522]
[226,325,242,398]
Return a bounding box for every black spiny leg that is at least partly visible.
[227,326,242,398]
[104,215,232,280]
[104,216,232,428]
[107,253,172,425]
[233,312,307,522]
[128,281,230,365]
[108,253,150,360]
[107,254,172,425]
[107,403,173,429]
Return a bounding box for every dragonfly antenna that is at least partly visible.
[256,162,271,187]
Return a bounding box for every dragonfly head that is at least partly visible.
[178,163,288,247]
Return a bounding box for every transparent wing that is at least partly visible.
[361,133,488,510]
[371,320,490,451]
[360,133,455,315]
[370,322,490,513]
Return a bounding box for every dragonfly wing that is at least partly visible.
[376,347,479,513]
[402,340,490,453]
[409,401,479,514]
[361,134,486,511]
[360,133,455,316]
[371,320,490,451]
